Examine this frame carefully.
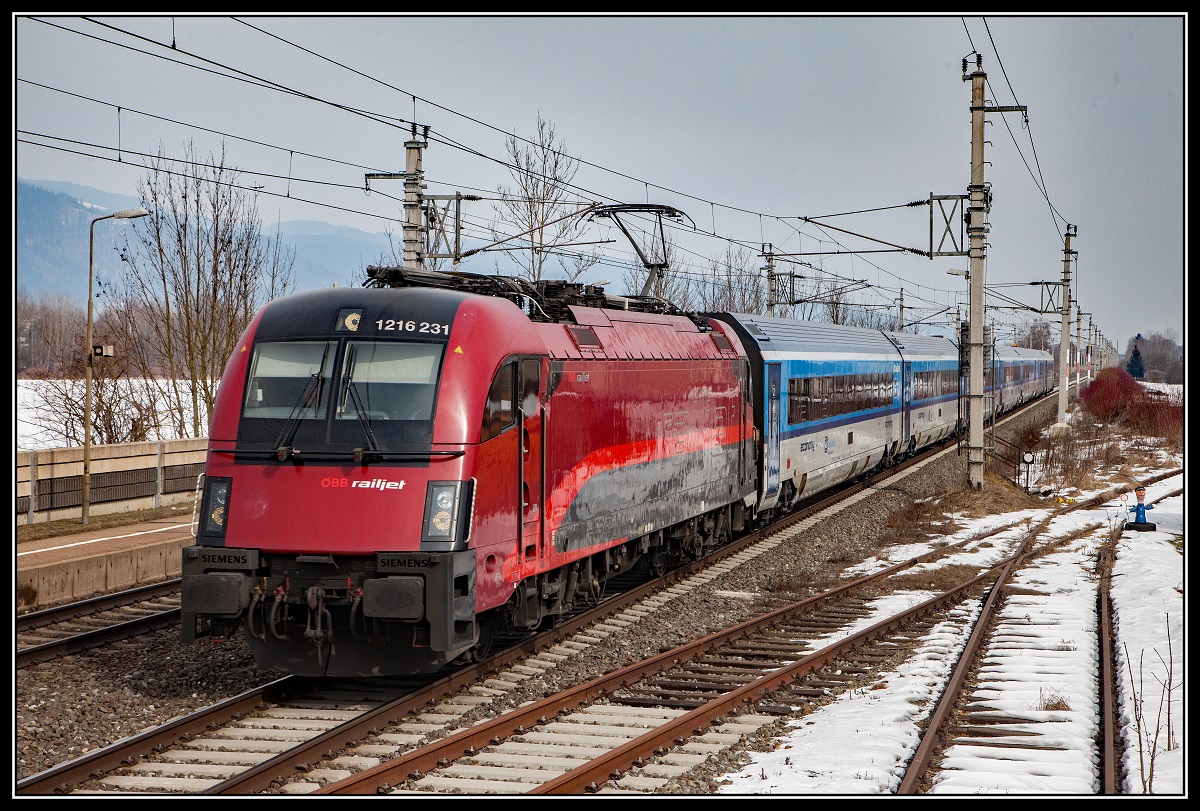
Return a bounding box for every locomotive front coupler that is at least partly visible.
[304,585,334,648]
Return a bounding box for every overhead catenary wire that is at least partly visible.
[16,17,958,310]
[17,15,1080,335]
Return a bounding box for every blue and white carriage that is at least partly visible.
[713,314,957,514]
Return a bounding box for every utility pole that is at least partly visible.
[764,247,777,317]
[367,125,479,275]
[963,53,1026,490]
[897,288,905,331]
[403,125,427,271]
[1080,307,1089,388]
[1086,316,1094,380]
[1054,225,1076,431]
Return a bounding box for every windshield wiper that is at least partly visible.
[275,344,330,461]
[340,345,380,457]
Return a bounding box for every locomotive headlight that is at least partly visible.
[422,480,474,546]
[200,477,232,538]
[426,483,457,537]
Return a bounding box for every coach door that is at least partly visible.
[764,363,781,501]
[901,362,914,449]
[518,358,544,577]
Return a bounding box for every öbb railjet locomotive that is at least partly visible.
[182,267,1054,677]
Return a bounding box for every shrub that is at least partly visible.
[1078,368,1143,424]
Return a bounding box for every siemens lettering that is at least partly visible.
[200,552,250,566]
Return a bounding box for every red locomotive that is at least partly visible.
[183,269,756,677]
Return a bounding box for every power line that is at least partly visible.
[18,15,1073,326]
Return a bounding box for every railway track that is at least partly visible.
[908,482,1182,796]
[17,442,950,795]
[22,440,1152,796]
[313,489,1133,795]
[19,399,1171,796]
[16,581,183,668]
[318,480,1173,796]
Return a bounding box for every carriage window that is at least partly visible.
[787,377,806,424]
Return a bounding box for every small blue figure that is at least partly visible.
[1128,486,1154,524]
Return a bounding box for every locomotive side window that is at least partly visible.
[243,340,336,419]
[481,361,516,441]
[520,359,540,415]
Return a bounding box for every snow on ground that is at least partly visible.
[714,473,1184,796]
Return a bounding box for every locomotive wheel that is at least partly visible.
[649,553,668,578]
[461,616,496,664]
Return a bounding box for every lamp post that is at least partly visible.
[83,206,150,525]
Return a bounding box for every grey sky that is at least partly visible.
[14,14,1186,354]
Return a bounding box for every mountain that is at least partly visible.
[15,178,398,301]
[19,179,144,216]
[273,220,399,289]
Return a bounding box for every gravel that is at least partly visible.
[17,405,1048,788]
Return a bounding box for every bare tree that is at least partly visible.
[492,114,598,282]
[843,302,898,331]
[618,230,697,309]
[106,141,295,439]
[1015,320,1055,351]
[16,290,82,376]
[769,270,865,323]
[694,244,769,314]
[18,306,164,447]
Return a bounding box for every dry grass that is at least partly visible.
[887,563,986,592]
[878,498,965,546]
[17,504,192,544]
[1037,687,1072,712]
[935,470,1042,520]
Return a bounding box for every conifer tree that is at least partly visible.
[1126,345,1146,379]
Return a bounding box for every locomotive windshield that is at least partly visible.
[238,338,444,451]
[243,341,336,420]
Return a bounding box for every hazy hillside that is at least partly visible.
[15,178,398,301]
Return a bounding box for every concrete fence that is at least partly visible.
[16,438,209,526]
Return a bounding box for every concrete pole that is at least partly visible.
[1080,307,1089,388]
[1054,226,1076,430]
[403,125,428,271]
[1087,318,1094,380]
[764,249,776,317]
[961,54,1025,489]
[965,57,989,490]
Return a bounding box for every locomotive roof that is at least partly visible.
[252,285,501,341]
